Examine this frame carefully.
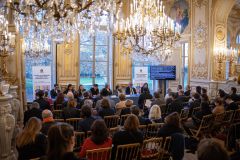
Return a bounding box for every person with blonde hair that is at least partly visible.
[115,93,126,115]
[17,117,47,160]
[149,105,162,123]
[62,98,80,119]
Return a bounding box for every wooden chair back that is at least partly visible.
[139,125,147,138]
[109,127,120,137]
[54,119,64,122]
[223,110,234,123]
[233,109,240,123]
[146,123,163,139]
[115,143,141,160]
[214,112,225,122]
[180,108,189,121]
[120,114,131,126]
[104,115,120,128]
[54,104,63,110]
[141,138,164,159]
[159,137,172,160]
[86,147,112,160]
[53,110,63,119]
[66,118,83,131]
[74,131,86,151]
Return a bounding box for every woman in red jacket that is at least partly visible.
[79,119,112,160]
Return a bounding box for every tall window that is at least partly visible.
[181,43,189,88]
[236,34,240,44]
[79,31,112,90]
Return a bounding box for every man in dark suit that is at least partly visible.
[125,82,137,95]
[167,92,183,114]
[230,87,240,102]
[24,102,42,125]
[225,95,239,111]
[78,105,96,132]
[90,84,99,96]
[50,84,60,99]
[34,90,51,110]
[101,83,112,96]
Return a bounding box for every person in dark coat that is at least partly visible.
[62,98,80,120]
[34,90,51,110]
[24,102,42,125]
[225,95,239,111]
[167,93,183,114]
[101,83,112,96]
[112,115,144,160]
[140,83,150,94]
[138,88,153,109]
[41,109,56,136]
[230,87,240,102]
[17,117,47,160]
[125,82,137,95]
[188,93,201,116]
[131,106,151,125]
[50,84,60,99]
[77,84,86,98]
[98,99,115,118]
[151,91,165,106]
[90,84,100,96]
[158,112,184,160]
[78,105,96,132]
[184,85,191,96]
[63,84,75,95]
[120,99,133,116]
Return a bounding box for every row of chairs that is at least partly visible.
[77,136,172,160]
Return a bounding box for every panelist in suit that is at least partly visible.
[125,82,137,95]
[90,84,99,96]
[101,83,112,96]
[50,84,60,99]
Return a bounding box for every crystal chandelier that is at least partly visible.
[113,0,181,62]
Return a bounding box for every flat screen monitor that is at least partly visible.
[150,65,176,80]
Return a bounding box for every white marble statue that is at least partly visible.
[0,95,16,160]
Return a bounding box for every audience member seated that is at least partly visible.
[17,117,47,160]
[125,82,137,95]
[79,120,112,159]
[98,99,115,118]
[131,106,151,125]
[96,89,115,111]
[34,90,51,110]
[197,138,229,160]
[77,84,86,98]
[225,95,239,111]
[165,88,173,101]
[202,88,207,95]
[78,105,96,132]
[83,99,94,108]
[41,109,56,135]
[101,83,112,96]
[24,102,42,125]
[53,92,65,110]
[138,87,153,109]
[79,91,93,108]
[218,89,227,101]
[151,91,165,106]
[115,93,126,115]
[62,98,80,120]
[166,92,174,107]
[230,87,240,102]
[196,86,202,95]
[188,93,201,116]
[113,84,123,96]
[212,97,225,115]
[184,102,212,135]
[149,105,162,123]
[120,99,133,116]
[177,84,183,92]
[50,84,60,99]
[44,91,53,105]
[112,115,144,160]
[201,93,210,103]
[184,85,191,96]
[177,90,187,102]
[167,92,183,114]
[157,112,184,160]
[140,82,150,94]
[63,84,75,95]
[90,84,100,96]
[47,123,76,160]
[63,92,80,108]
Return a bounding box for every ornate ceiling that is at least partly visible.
[228,0,240,20]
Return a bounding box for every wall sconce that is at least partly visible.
[214,47,227,80]
[227,47,237,77]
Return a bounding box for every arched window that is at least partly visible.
[236,34,240,44]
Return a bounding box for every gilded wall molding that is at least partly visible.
[193,0,208,8]
[194,21,207,49]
